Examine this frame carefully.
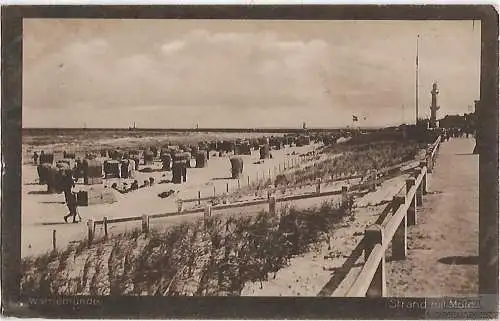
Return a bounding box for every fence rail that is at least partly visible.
[343,136,440,297]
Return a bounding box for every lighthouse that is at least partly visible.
[429,82,440,128]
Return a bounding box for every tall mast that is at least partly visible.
[415,34,420,125]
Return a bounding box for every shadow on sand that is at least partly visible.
[317,239,365,296]
[37,222,68,226]
[212,177,234,181]
[139,168,167,173]
[27,190,52,195]
[438,255,478,265]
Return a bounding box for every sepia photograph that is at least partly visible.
[1,5,498,319]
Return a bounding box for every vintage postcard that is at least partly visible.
[1,5,498,319]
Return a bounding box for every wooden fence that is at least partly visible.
[176,157,420,206]
[342,136,441,297]
[82,139,439,247]
[84,162,420,242]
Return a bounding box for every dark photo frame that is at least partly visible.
[2,5,498,319]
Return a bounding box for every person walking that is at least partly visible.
[33,151,39,165]
[64,190,80,223]
[61,169,79,223]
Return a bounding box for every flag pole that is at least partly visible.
[415,34,420,125]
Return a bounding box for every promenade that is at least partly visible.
[387,137,479,296]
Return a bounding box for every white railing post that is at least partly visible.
[364,225,386,297]
[414,169,423,207]
[419,161,428,195]
[391,196,407,260]
[406,178,417,225]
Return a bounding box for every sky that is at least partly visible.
[23,19,481,128]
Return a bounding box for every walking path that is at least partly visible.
[387,137,478,296]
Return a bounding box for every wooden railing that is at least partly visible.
[343,136,441,297]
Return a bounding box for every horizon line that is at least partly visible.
[22,125,399,131]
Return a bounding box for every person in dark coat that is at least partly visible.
[64,191,79,223]
[33,152,39,165]
[61,171,78,223]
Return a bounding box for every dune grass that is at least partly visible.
[21,200,348,296]
[271,140,422,188]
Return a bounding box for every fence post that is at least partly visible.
[406,178,417,225]
[269,195,276,216]
[177,199,183,213]
[226,182,229,193]
[52,230,56,252]
[213,186,216,197]
[391,196,407,260]
[198,191,201,205]
[204,204,212,220]
[316,178,321,194]
[426,153,433,173]
[247,175,250,187]
[142,214,150,234]
[341,185,349,208]
[103,216,108,238]
[87,219,95,243]
[364,224,386,297]
[368,170,377,192]
[419,161,427,195]
[238,179,240,190]
[414,169,423,207]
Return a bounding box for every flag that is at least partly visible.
[352,115,358,122]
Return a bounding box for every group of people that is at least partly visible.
[110,177,155,194]
[32,151,45,165]
[440,127,476,143]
